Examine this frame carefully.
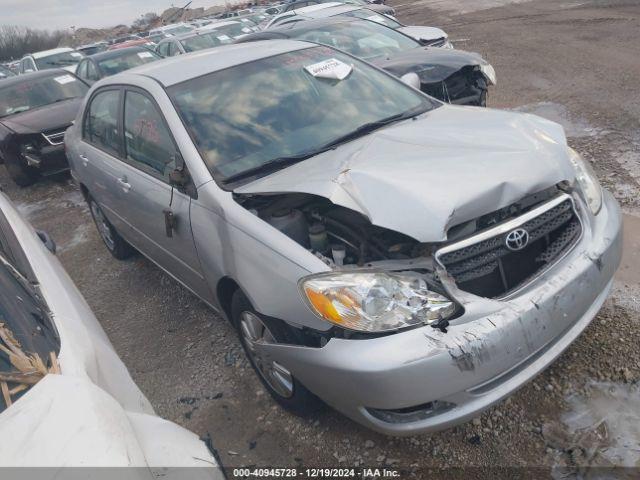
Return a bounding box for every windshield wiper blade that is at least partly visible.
[223,148,330,184]
[317,106,427,151]
[223,106,427,185]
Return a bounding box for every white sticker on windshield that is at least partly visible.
[54,74,76,85]
[217,35,231,41]
[304,58,352,81]
[70,52,82,57]
[138,51,153,58]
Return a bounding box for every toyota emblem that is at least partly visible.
[505,228,529,251]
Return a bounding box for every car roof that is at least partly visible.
[0,69,70,89]
[172,30,214,41]
[302,4,362,17]
[123,39,312,87]
[258,15,359,35]
[288,2,345,14]
[197,20,242,30]
[87,46,150,61]
[29,47,75,59]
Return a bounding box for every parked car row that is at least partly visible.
[0,0,623,442]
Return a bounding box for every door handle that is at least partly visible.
[117,177,131,192]
[79,154,89,167]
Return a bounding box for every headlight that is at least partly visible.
[479,63,496,86]
[300,272,455,332]
[567,147,602,215]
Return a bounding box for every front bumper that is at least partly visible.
[22,144,69,175]
[258,190,622,435]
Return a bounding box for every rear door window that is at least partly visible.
[83,89,121,156]
[123,90,178,180]
[86,61,100,81]
[76,60,88,79]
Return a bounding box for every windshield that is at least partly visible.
[97,50,160,75]
[0,219,60,414]
[0,66,14,78]
[148,34,167,44]
[165,25,194,36]
[339,9,403,29]
[181,32,233,52]
[206,22,247,38]
[169,46,436,183]
[0,74,88,118]
[294,21,419,60]
[78,45,106,56]
[35,51,83,69]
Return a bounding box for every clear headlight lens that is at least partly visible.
[567,147,602,215]
[479,63,496,86]
[300,272,455,332]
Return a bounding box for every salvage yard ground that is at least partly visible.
[1,0,639,477]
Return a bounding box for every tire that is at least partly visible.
[88,196,135,260]
[231,290,324,416]
[4,153,38,187]
[478,89,488,107]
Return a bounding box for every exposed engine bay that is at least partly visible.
[235,192,430,268]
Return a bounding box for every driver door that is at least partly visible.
[114,87,211,301]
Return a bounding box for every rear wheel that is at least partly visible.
[231,291,324,415]
[479,89,488,107]
[88,196,135,260]
[4,153,38,187]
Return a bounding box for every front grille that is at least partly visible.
[42,127,68,146]
[436,197,582,298]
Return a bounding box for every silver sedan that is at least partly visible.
[65,40,622,435]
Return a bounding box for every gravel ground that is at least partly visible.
[1,0,639,477]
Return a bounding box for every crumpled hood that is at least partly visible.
[372,46,486,82]
[1,97,81,134]
[235,105,576,242]
[397,26,448,42]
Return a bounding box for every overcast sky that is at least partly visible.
[1,0,225,30]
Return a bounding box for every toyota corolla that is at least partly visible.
[65,41,622,436]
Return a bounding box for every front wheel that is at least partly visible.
[231,291,324,416]
[88,196,135,260]
[4,153,38,187]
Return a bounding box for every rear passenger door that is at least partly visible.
[80,88,130,235]
[116,88,210,300]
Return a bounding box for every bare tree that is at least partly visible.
[132,12,160,31]
[0,25,67,62]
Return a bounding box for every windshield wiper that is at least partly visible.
[223,147,332,184]
[223,105,429,185]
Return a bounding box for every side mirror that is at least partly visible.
[36,230,57,254]
[168,153,188,188]
[400,72,421,90]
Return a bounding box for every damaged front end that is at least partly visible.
[229,104,622,434]
[376,48,496,106]
[235,191,462,337]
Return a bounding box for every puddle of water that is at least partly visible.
[510,102,609,139]
[58,223,91,253]
[408,0,532,14]
[14,200,49,220]
[548,381,640,476]
[566,382,640,466]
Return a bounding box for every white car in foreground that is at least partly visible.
[0,192,221,476]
